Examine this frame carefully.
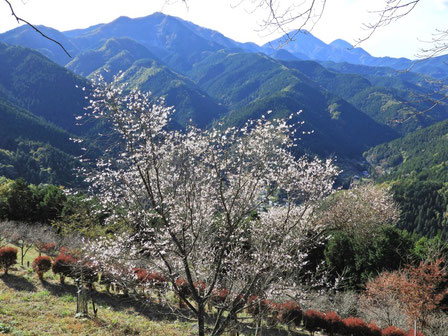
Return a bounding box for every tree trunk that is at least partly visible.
[197,302,205,336]
[76,281,89,318]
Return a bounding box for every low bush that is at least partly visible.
[277,301,302,328]
[323,311,344,335]
[382,326,406,336]
[246,296,273,317]
[35,242,57,257]
[342,316,370,335]
[175,278,192,307]
[210,288,229,307]
[304,309,326,335]
[52,253,77,284]
[32,256,52,280]
[0,247,17,275]
[406,330,425,336]
[368,322,382,336]
[194,281,207,296]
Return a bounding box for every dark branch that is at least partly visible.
[3,0,72,58]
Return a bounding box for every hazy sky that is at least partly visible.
[0,0,447,59]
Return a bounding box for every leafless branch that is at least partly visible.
[355,0,420,47]
[3,0,71,57]
[417,28,448,60]
[248,0,327,46]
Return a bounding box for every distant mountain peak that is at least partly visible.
[113,16,132,22]
[330,39,353,49]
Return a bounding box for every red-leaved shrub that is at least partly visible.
[0,247,17,275]
[32,256,52,280]
[35,242,57,257]
[175,278,192,307]
[246,296,272,317]
[368,322,382,336]
[323,311,344,335]
[52,253,77,284]
[194,281,207,296]
[382,326,406,336]
[277,301,302,328]
[210,288,229,306]
[304,309,326,335]
[342,316,370,335]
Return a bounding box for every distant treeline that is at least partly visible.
[0,177,108,237]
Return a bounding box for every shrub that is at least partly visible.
[246,296,272,317]
[342,316,370,335]
[262,300,279,327]
[35,242,57,256]
[368,322,382,336]
[194,281,207,296]
[304,309,326,335]
[175,278,192,307]
[382,326,406,336]
[32,256,52,280]
[210,288,229,306]
[277,301,302,328]
[134,267,147,282]
[323,311,344,335]
[52,253,77,284]
[0,247,17,275]
[406,330,425,336]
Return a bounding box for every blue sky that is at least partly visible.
[1,0,447,59]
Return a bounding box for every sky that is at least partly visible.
[0,0,448,59]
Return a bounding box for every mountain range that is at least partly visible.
[0,12,448,188]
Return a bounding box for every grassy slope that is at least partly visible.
[0,246,315,336]
[0,247,194,336]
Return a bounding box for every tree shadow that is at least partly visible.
[91,290,191,322]
[0,274,37,292]
[34,281,309,335]
[39,280,189,323]
[41,280,77,297]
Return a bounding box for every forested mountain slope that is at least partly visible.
[187,50,398,157]
[285,60,448,134]
[0,42,89,133]
[365,120,448,237]
[66,37,227,128]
